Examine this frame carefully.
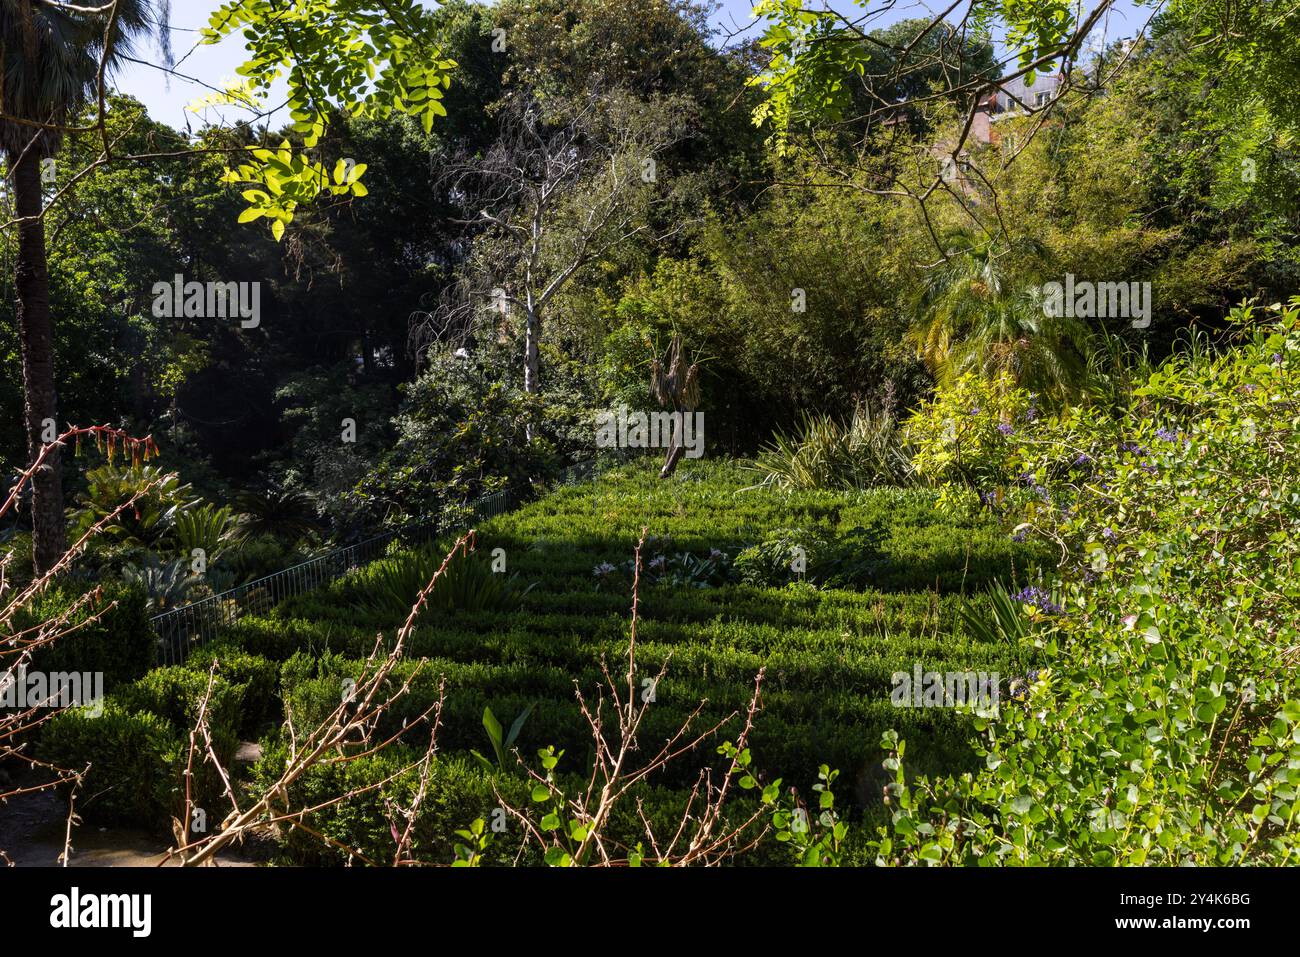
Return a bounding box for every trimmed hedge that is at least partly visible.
[206,460,1045,860]
[249,743,793,866]
[25,582,153,690]
[115,667,242,765]
[39,701,177,827]
[250,745,521,866]
[185,644,280,735]
[38,661,258,830]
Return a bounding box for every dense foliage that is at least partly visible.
[874,303,1300,864]
[4,0,1299,872]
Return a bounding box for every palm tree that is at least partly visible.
[1,0,167,573]
[908,229,1092,404]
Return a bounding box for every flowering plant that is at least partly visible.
[875,301,1300,865]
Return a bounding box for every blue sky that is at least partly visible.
[112,0,1152,133]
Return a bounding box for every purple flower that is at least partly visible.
[1011,585,1064,616]
[1017,471,1048,500]
[997,422,1015,437]
[1101,527,1117,541]
[1155,427,1178,443]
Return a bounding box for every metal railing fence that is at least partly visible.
[150,459,599,665]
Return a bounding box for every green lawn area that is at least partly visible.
[211,459,1044,863]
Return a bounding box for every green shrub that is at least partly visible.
[748,402,913,491]
[734,527,830,586]
[905,371,1033,493]
[250,744,527,865]
[732,516,1039,593]
[217,615,373,661]
[873,302,1300,865]
[215,533,306,586]
[348,547,523,622]
[351,345,572,530]
[25,582,153,688]
[0,531,34,584]
[184,644,280,735]
[38,701,177,828]
[115,667,242,765]
[41,666,254,831]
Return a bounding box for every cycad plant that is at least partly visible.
[1,0,170,572]
[70,464,198,551]
[171,504,238,564]
[234,488,319,543]
[121,555,197,613]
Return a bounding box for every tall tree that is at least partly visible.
[0,0,167,573]
[422,91,682,424]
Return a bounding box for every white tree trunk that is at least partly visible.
[523,305,541,441]
[524,306,541,395]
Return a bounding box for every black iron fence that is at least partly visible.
[150,459,600,666]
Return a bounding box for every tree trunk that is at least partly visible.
[523,305,541,442]
[659,404,686,479]
[523,305,541,395]
[12,147,66,575]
